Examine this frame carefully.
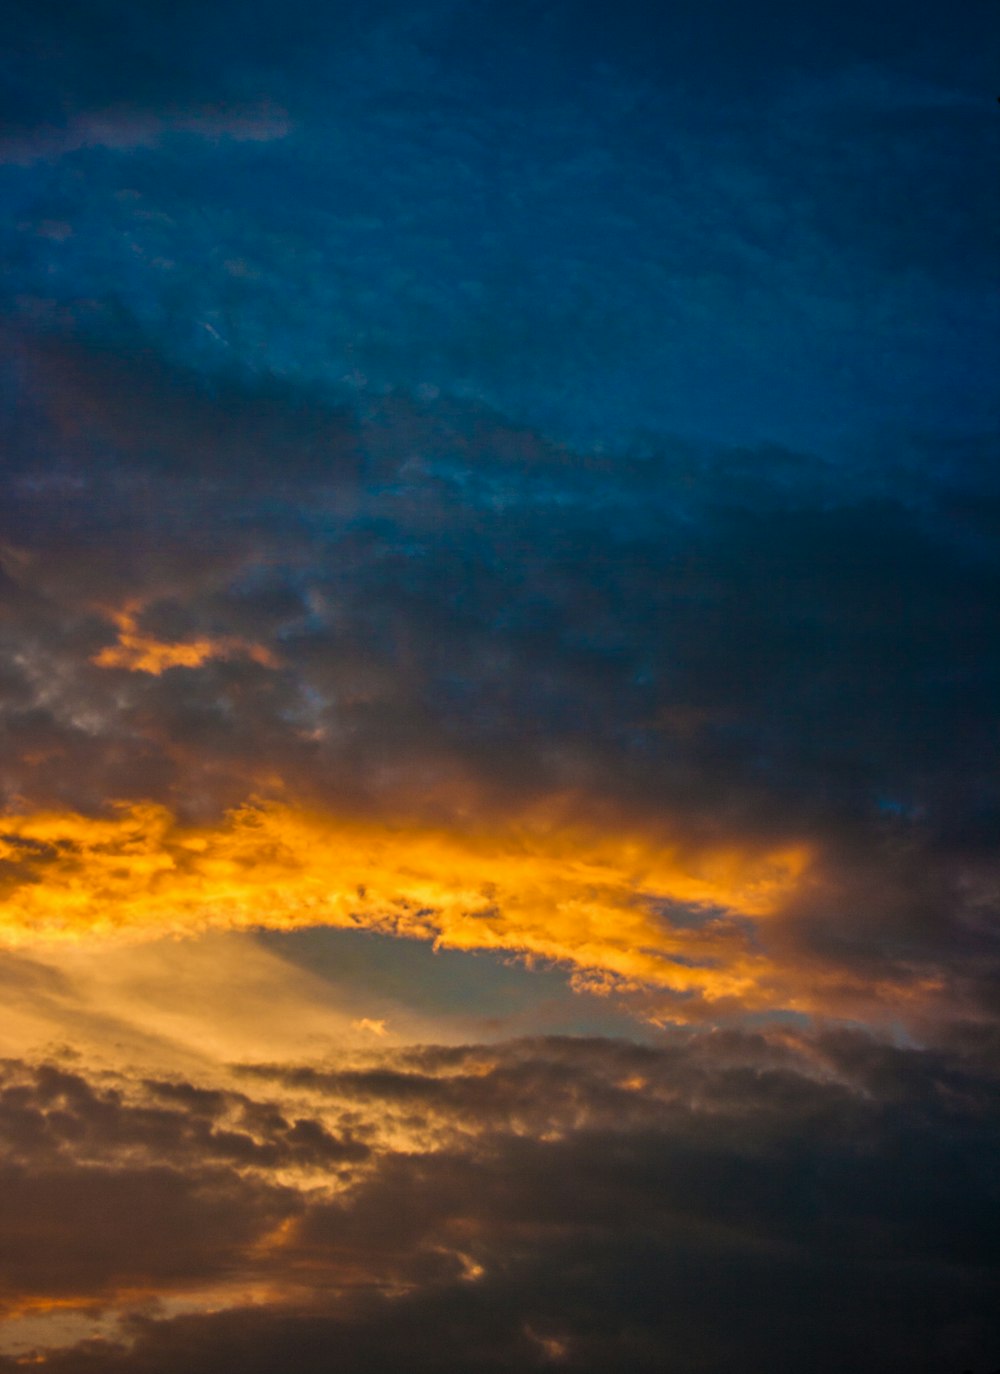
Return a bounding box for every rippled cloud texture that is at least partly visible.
[1,1,998,1369]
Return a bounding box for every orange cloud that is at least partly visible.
[0,801,810,1012]
[91,606,278,675]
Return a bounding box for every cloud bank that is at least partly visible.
[1,328,998,1032]
[0,1029,998,1371]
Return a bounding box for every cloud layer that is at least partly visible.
[1,328,998,1030]
[1,1028,998,1371]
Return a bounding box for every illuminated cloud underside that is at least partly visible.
[91,606,279,675]
[0,803,811,1011]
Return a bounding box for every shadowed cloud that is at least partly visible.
[0,1029,997,1370]
[0,327,997,1028]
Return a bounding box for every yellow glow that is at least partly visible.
[0,801,810,1006]
[91,605,278,675]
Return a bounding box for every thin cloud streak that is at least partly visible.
[0,104,291,165]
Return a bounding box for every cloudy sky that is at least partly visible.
[1,2,999,1369]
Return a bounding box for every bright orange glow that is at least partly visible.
[0,802,811,1005]
[0,1297,106,1319]
[91,605,278,675]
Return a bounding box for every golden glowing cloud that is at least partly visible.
[0,801,811,1009]
[91,605,278,675]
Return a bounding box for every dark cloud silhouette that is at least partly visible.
[0,1030,998,1370]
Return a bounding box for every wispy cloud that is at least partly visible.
[0,104,291,165]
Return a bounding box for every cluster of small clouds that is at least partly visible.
[0,1025,998,1370]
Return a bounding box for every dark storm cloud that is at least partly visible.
[2,1029,998,1372]
[0,1057,369,1308]
[0,1074,290,1305]
[2,323,998,1018]
[0,1061,369,1175]
[241,1027,1000,1153]
[6,327,999,832]
[0,1164,285,1304]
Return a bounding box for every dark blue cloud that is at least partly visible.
[2,0,996,451]
[2,327,998,1021]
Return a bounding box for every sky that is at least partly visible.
[1,1,999,1369]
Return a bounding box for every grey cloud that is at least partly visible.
[0,1061,370,1177]
[0,1164,288,1302]
[1,1028,997,1372]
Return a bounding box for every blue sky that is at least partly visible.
[3,0,996,453]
